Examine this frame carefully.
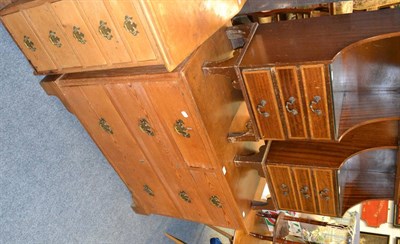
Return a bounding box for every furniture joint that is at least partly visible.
[227,120,257,143]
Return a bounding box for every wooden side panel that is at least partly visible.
[1,11,57,72]
[292,167,317,213]
[242,70,285,140]
[51,1,106,67]
[77,0,131,65]
[275,67,308,139]
[301,64,332,140]
[190,170,240,228]
[106,0,160,62]
[267,165,298,210]
[24,4,81,69]
[142,80,213,169]
[105,83,212,223]
[314,169,337,216]
[60,84,179,217]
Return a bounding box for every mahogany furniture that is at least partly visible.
[0,0,245,74]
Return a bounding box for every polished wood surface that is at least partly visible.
[313,169,337,216]
[292,167,317,213]
[266,165,298,210]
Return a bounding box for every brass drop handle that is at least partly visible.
[174,119,191,138]
[98,20,113,40]
[123,15,139,36]
[257,99,270,118]
[143,184,154,196]
[23,35,36,51]
[319,188,330,201]
[179,191,191,203]
[49,30,62,48]
[309,96,322,116]
[285,96,298,115]
[280,183,289,196]
[300,186,310,199]
[99,118,113,134]
[210,195,222,208]
[139,118,155,136]
[73,26,86,44]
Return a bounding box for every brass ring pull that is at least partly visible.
[256,100,269,118]
[319,188,330,201]
[139,118,155,136]
[99,118,113,134]
[300,186,310,199]
[280,183,289,196]
[209,195,222,208]
[285,96,298,115]
[73,26,86,44]
[98,20,113,40]
[143,184,154,196]
[23,36,36,51]
[309,96,322,116]
[174,119,191,138]
[123,15,139,36]
[49,30,62,48]
[179,191,191,203]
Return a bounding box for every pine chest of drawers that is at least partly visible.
[0,0,245,74]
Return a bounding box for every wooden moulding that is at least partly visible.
[227,101,257,142]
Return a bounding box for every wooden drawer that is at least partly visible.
[292,167,317,213]
[314,169,337,216]
[60,84,180,217]
[1,0,245,74]
[267,165,298,210]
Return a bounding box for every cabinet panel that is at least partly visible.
[292,167,317,213]
[301,64,332,140]
[51,1,107,67]
[142,80,213,169]
[314,169,337,216]
[77,0,132,65]
[61,85,179,217]
[242,70,285,140]
[25,4,81,69]
[2,11,57,72]
[275,67,308,139]
[267,165,298,210]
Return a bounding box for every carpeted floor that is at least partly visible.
[0,22,231,244]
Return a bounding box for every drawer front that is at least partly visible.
[292,167,317,213]
[275,67,308,139]
[24,4,81,69]
[142,80,213,169]
[105,83,212,223]
[190,170,239,228]
[301,64,332,140]
[51,1,107,67]
[267,165,298,210]
[77,0,132,65]
[242,70,285,140]
[2,11,57,72]
[106,0,160,62]
[60,84,179,217]
[313,169,337,216]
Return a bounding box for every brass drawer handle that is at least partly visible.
[99,118,113,134]
[280,183,289,197]
[179,191,191,203]
[319,188,330,201]
[143,184,154,196]
[139,118,155,136]
[174,119,191,138]
[123,15,139,36]
[49,30,62,48]
[23,35,36,51]
[309,96,322,116]
[285,96,298,115]
[256,99,269,118]
[300,186,310,199]
[98,20,113,40]
[73,26,86,44]
[210,195,222,208]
